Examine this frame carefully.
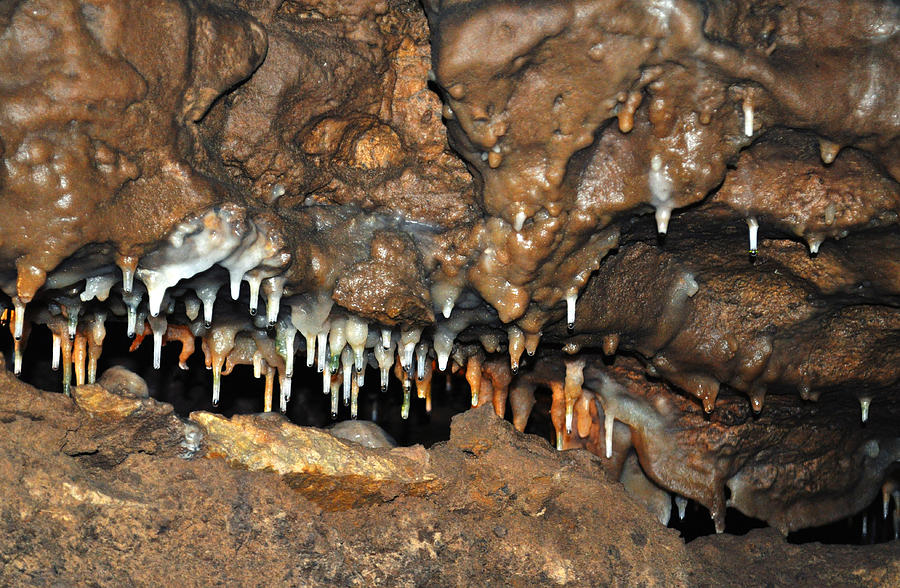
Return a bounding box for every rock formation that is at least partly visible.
[0,0,898,581]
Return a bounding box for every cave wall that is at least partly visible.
[0,0,898,555]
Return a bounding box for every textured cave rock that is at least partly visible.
[1,0,899,581]
[1,366,898,585]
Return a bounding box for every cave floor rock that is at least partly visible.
[0,366,896,587]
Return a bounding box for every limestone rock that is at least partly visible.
[190,411,439,509]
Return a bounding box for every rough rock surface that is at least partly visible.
[1,0,899,581]
[1,366,897,586]
[689,528,900,587]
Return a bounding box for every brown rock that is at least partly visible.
[190,410,439,509]
[333,230,435,326]
[1,371,896,585]
[0,0,898,583]
[689,528,900,587]
[336,117,405,173]
[72,383,143,420]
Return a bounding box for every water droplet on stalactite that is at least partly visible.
[326,316,344,361]
[655,206,672,235]
[205,323,239,407]
[882,484,892,520]
[12,298,25,341]
[566,293,577,330]
[117,255,137,294]
[750,386,766,414]
[59,334,73,397]
[466,354,482,408]
[73,334,88,386]
[401,377,411,419]
[431,282,460,319]
[13,338,23,375]
[507,326,524,373]
[247,275,262,316]
[122,267,134,294]
[350,377,359,419]
[564,359,585,435]
[746,217,759,256]
[252,350,263,379]
[211,365,221,407]
[317,330,328,373]
[63,302,80,340]
[524,331,540,356]
[87,314,105,367]
[415,342,428,380]
[345,315,368,374]
[322,359,331,397]
[302,330,316,369]
[194,279,220,328]
[341,346,353,407]
[280,376,291,414]
[276,319,296,378]
[649,154,673,235]
[824,203,836,226]
[605,410,615,459]
[742,97,754,137]
[400,328,422,372]
[860,396,872,423]
[122,289,143,338]
[550,381,566,451]
[712,510,725,534]
[807,236,823,255]
[148,314,167,370]
[434,329,454,372]
[416,357,433,401]
[329,374,339,419]
[264,276,286,326]
[374,336,395,392]
[675,496,688,521]
[51,332,61,370]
